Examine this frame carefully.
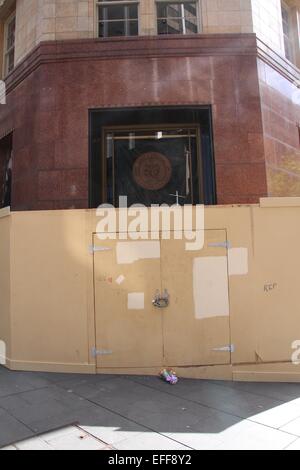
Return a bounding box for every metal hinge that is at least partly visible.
[208,241,232,249]
[92,348,113,357]
[89,245,112,254]
[212,344,235,353]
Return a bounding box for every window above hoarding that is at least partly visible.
[97,0,139,38]
[282,2,294,62]
[156,1,199,35]
[3,11,15,76]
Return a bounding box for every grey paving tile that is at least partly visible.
[44,427,108,451]
[162,420,296,450]
[86,378,241,437]
[76,406,153,446]
[57,374,120,397]
[280,416,300,436]
[1,367,299,450]
[0,408,34,448]
[211,380,300,402]
[127,376,283,420]
[15,437,53,450]
[0,369,52,398]
[37,425,80,441]
[28,412,85,435]
[212,420,296,450]
[115,432,191,450]
[13,426,109,451]
[0,385,89,409]
[38,372,117,385]
[285,438,300,450]
[0,385,96,433]
[248,398,300,429]
[162,432,223,450]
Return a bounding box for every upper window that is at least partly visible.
[4,13,16,76]
[157,2,198,35]
[281,2,294,62]
[97,1,139,38]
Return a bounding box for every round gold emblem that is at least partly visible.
[133,152,172,191]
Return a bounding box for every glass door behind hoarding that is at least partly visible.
[103,125,202,207]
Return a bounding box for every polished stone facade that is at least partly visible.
[0,33,299,210]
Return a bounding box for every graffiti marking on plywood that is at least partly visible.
[264,283,278,293]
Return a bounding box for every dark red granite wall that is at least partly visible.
[0,34,285,210]
[0,134,12,207]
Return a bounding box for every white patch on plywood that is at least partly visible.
[193,257,229,319]
[128,293,145,310]
[0,340,6,365]
[116,241,160,264]
[228,248,248,276]
[116,275,125,285]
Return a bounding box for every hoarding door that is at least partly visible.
[93,236,164,369]
[161,230,231,367]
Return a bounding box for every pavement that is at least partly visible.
[2,366,300,450]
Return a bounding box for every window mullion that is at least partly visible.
[157,2,198,36]
[181,4,186,34]
[125,5,129,36]
[4,14,16,75]
[98,2,138,38]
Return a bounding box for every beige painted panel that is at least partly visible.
[0,210,11,363]
[204,206,256,365]
[2,202,300,380]
[9,210,93,368]
[94,235,164,368]
[251,206,300,363]
[233,362,300,383]
[7,359,95,374]
[161,230,231,367]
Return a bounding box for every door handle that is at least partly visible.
[152,289,170,309]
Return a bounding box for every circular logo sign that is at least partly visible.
[133,152,172,191]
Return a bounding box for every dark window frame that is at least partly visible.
[0,133,13,209]
[156,1,199,35]
[102,124,202,207]
[97,0,139,38]
[281,1,294,62]
[4,12,16,76]
[89,106,217,208]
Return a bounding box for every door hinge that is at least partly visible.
[92,348,113,357]
[212,344,235,353]
[89,245,112,254]
[208,241,232,249]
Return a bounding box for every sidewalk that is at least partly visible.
[1,366,300,450]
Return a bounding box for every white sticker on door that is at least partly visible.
[116,275,125,285]
[193,257,230,319]
[0,340,6,365]
[128,293,145,310]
